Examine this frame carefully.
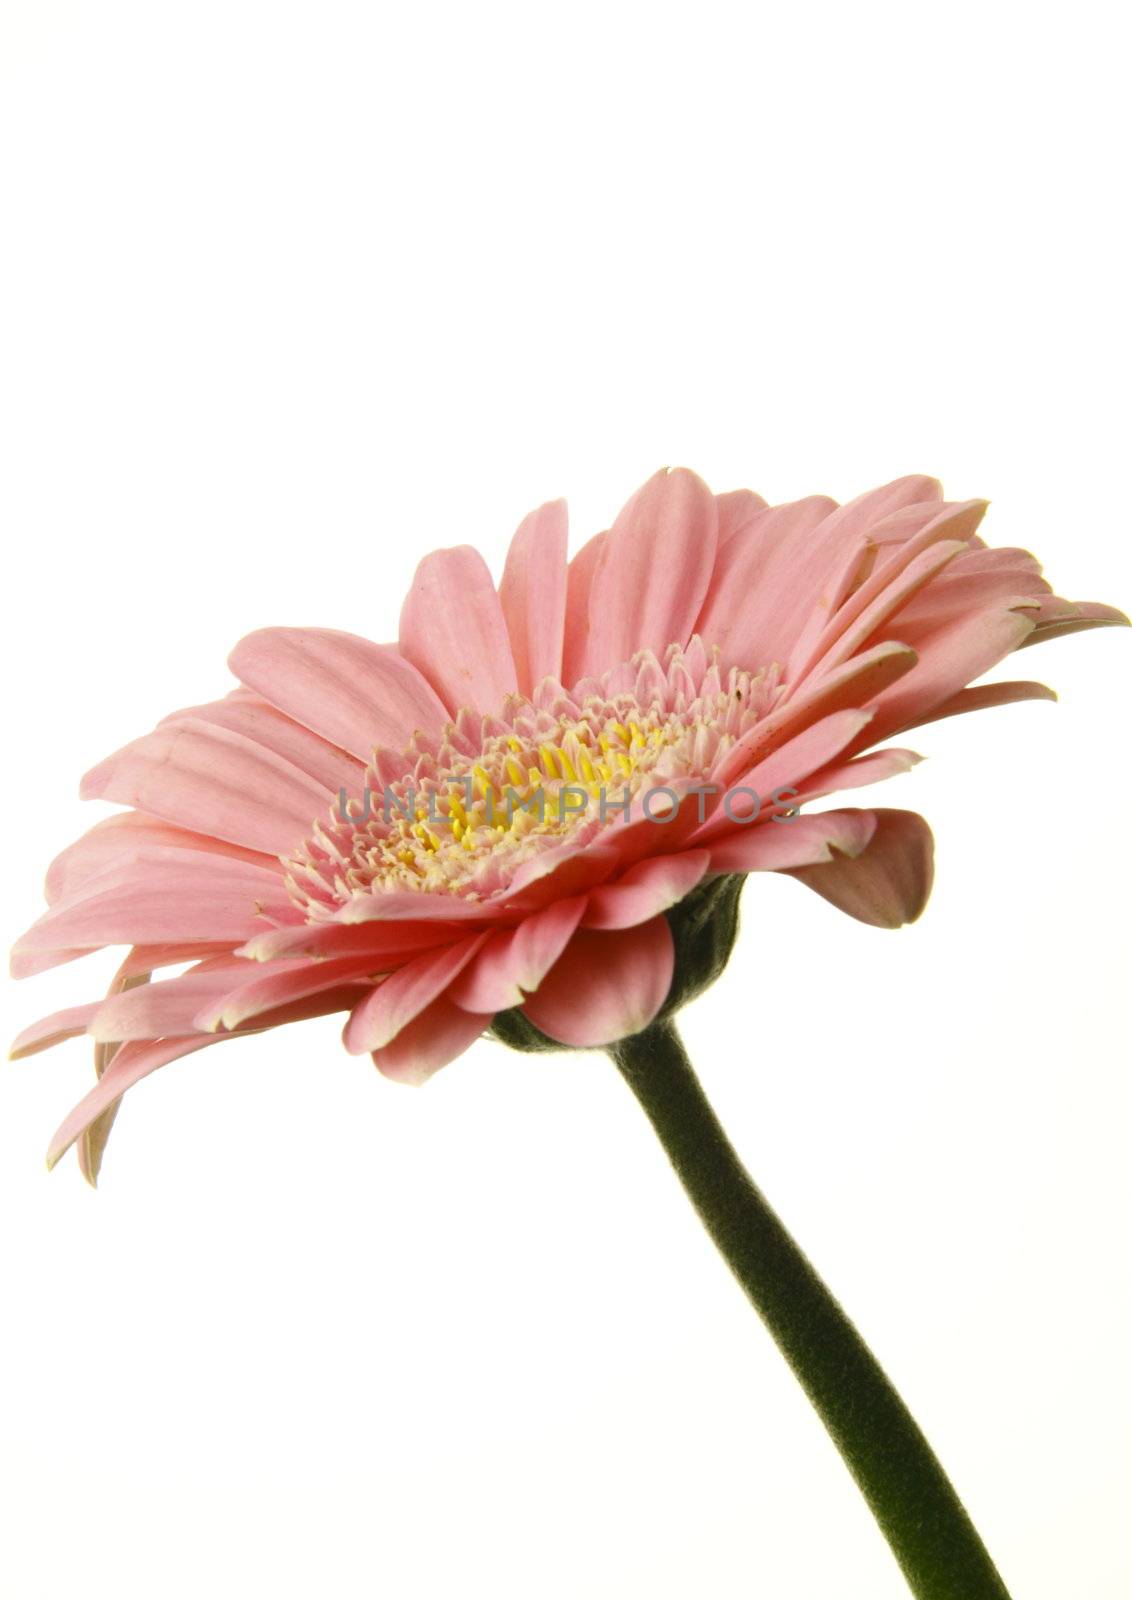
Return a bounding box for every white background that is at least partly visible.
[1,4,1129,1597]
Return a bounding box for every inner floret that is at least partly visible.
[284,639,780,916]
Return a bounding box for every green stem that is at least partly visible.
[610,1019,1011,1600]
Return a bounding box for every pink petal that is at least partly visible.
[370,995,492,1087]
[783,499,981,674]
[399,546,518,714]
[448,896,587,1013]
[561,528,608,687]
[82,719,331,855]
[499,499,568,695]
[47,1035,221,1172]
[161,692,364,792]
[864,608,1039,743]
[708,809,877,873]
[1019,600,1130,648]
[582,850,711,930]
[228,628,448,761]
[709,707,876,815]
[10,1002,101,1060]
[238,919,461,964]
[721,642,916,782]
[520,918,674,1048]
[194,956,379,1032]
[90,964,248,1041]
[46,814,280,907]
[342,933,488,1054]
[791,747,923,807]
[580,469,718,678]
[907,679,1057,727]
[694,496,835,668]
[14,855,284,958]
[794,538,971,686]
[714,489,769,551]
[787,808,934,928]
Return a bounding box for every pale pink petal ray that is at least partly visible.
[47,1035,222,1172]
[195,956,380,1032]
[787,808,934,928]
[10,1002,101,1060]
[14,857,284,958]
[10,945,93,980]
[1018,600,1130,648]
[561,528,609,687]
[790,747,923,807]
[693,496,836,671]
[91,965,251,1041]
[714,489,769,551]
[786,500,989,684]
[580,469,718,678]
[905,679,1057,728]
[371,996,493,1087]
[342,933,489,1055]
[46,813,281,907]
[861,608,1039,744]
[399,546,518,714]
[161,692,364,793]
[711,707,876,808]
[582,850,711,931]
[449,896,588,1013]
[520,918,674,1048]
[238,919,463,964]
[499,499,569,696]
[732,642,917,772]
[82,718,332,855]
[708,809,877,874]
[793,539,971,687]
[115,940,242,977]
[336,890,511,925]
[228,628,449,760]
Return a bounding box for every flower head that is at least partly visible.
[11,469,1125,1180]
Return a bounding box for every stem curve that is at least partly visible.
[610,1019,1011,1600]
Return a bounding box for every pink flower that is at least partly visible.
[11,469,1126,1180]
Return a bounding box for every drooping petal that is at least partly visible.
[47,1035,221,1172]
[580,469,718,678]
[399,546,518,714]
[520,918,674,1047]
[370,995,492,1086]
[10,1002,101,1060]
[81,719,331,855]
[228,628,449,760]
[708,809,877,873]
[448,896,588,1013]
[498,499,568,696]
[787,808,934,927]
[342,934,488,1054]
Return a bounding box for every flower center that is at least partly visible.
[284,639,779,917]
